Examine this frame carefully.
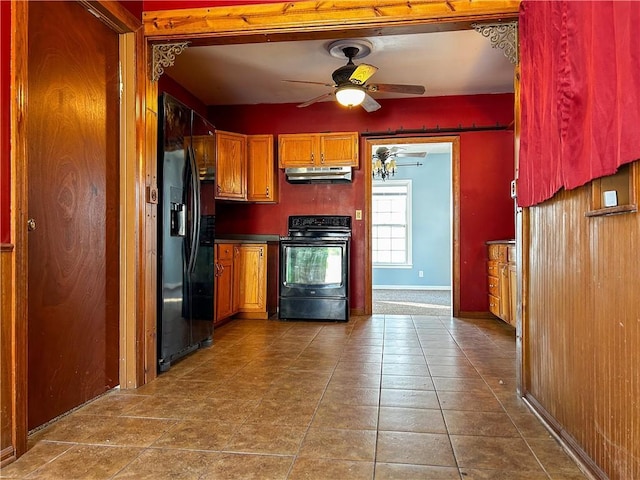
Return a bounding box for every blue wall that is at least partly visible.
[372,151,452,288]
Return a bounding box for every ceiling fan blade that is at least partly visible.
[283,79,335,87]
[394,152,427,157]
[360,93,381,113]
[297,92,334,108]
[367,83,426,95]
[349,63,378,85]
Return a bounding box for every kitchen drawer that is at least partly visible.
[216,243,235,261]
[488,294,500,317]
[487,275,499,297]
[488,244,507,262]
[487,260,499,277]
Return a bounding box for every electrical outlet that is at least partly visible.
[355,210,362,220]
[418,270,424,278]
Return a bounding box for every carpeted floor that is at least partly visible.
[372,288,452,315]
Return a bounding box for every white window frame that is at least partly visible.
[372,179,412,268]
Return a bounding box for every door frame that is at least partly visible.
[142,0,520,373]
[364,136,460,316]
[10,0,141,456]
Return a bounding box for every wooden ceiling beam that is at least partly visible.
[143,0,521,44]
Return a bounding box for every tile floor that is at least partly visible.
[1,315,589,479]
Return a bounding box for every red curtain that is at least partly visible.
[518,1,640,207]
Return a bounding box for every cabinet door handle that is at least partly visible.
[320,153,325,164]
[260,247,263,257]
[265,186,269,196]
[310,152,314,164]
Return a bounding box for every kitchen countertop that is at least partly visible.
[215,234,280,244]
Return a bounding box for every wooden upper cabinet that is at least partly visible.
[278,132,359,168]
[190,135,215,179]
[215,130,247,200]
[278,134,316,168]
[319,132,359,167]
[247,134,278,203]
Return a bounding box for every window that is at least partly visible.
[372,180,412,266]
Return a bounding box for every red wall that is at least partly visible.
[208,95,515,313]
[159,74,209,118]
[1,0,10,244]
[119,1,143,20]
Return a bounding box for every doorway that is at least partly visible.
[26,1,120,430]
[370,139,454,316]
[364,136,460,317]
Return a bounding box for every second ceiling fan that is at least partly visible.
[284,40,426,112]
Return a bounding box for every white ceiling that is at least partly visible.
[166,29,515,107]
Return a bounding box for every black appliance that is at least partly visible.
[279,215,351,322]
[157,93,216,372]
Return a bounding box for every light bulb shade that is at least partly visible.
[335,86,366,107]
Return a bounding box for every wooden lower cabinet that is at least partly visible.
[214,242,277,324]
[235,244,267,317]
[214,243,237,325]
[487,242,516,325]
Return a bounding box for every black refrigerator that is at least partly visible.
[157,93,216,372]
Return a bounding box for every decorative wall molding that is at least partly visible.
[151,42,189,81]
[472,21,518,65]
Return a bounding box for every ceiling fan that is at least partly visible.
[372,146,427,180]
[284,41,426,112]
[374,146,428,160]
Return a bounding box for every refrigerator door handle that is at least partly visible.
[186,145,201,274]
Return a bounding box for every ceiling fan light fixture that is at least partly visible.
[335,85,366,107]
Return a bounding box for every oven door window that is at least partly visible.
[284,245,344,287]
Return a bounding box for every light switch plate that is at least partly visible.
[603,190,618,207]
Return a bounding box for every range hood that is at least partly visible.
[285,166,352,184]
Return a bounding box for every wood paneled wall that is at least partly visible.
[525,164,640,480]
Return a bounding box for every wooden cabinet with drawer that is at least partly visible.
[487,242,516,325]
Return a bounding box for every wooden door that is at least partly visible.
[319,132,359,167]
[236,244,266,312]
[247,135,277,202]
[215,131,246,200]
[27,1,120,430]
[278,134,316,167]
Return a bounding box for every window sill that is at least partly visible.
[373,264,413,269]
[585,204,637,217]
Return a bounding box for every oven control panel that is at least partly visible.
[288,215,352,231]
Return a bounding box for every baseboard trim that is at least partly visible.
[456,311,494,319]
[0,446,15,466]
[523,394,606,480]
[373,285,451,291]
